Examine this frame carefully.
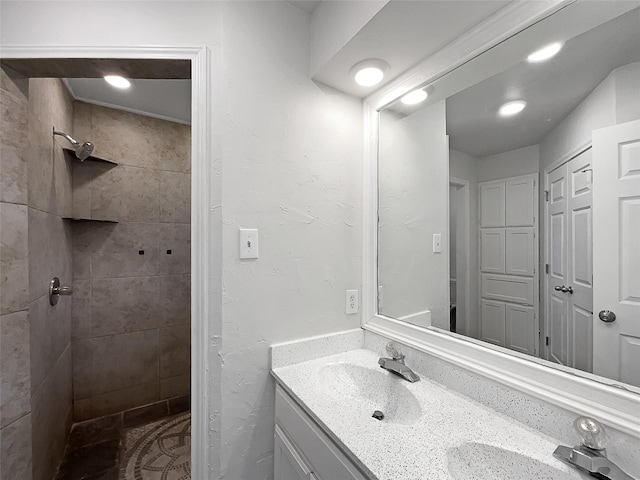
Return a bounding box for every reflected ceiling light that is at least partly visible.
[351,59,389,87]
[401,89,428,105]
[527,42,563,63]
[104,75,131,89]
[499,100,527,117]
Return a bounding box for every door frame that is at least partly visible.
[0,45,214,478]
[543,140,591,362]
[449,177,472,337]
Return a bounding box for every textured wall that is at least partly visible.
[70,102,191,420]
[378,102,450,327]
[0,67,33,480]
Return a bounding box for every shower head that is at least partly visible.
[53,129,94,161]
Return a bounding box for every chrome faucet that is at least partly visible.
[553,416,636,480]
[378,342,420,383]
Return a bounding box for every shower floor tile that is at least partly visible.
[119,412,191,480]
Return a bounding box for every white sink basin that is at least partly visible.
[318,362,422,425]
[446,442,587,480]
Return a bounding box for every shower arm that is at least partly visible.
[53,129,81,147]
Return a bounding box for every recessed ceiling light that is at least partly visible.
[104,75,131,89]
[401,89,428,105]
[527,42,563,63]
[499,100,527,117]
[351,59,389,87]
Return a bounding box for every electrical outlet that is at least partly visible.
[346,289,359,314]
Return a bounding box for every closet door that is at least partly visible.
[506,176,535,226]
[480,229,505,274]
[505,304,535,355]
[505,227,535,276]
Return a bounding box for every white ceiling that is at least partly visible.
[446,7,640,158]
[65,78,191,125]
[312,0,511,98]
[286,0,322,14]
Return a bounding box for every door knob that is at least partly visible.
[565,286,574,294]
[554,285,563,291]
[554,285,574,294]
[49,277,73,306]
[598,310,616,323]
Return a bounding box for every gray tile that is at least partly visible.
[71,280,91,339]
[159,324,190,379]
[159,122,191,173]
[91,277,160,336]
[67,413,122,452]
[72,339,92,401]
[168,394,191,415]
[159,171,190,223]
[91,165,160,222]
[160,374,191,401]
[0,202,28,314]
[122,401,168,428]
[71,161,95,220]
[76,382,159,421]
[29,294,72,395]
[0,75,28,204]
[55,439,119,480]
[91,223,160,279]
[0,413,33,480]
[158,224,190,275]
[0,311,31,428]
[28,208,73,302]
[31,345,72,480]
[90,330,159,396]
[159,274,190,326]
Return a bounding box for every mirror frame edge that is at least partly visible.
[360,0,640,437]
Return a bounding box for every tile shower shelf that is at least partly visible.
[63,148,118,165]
[62,217,119,223]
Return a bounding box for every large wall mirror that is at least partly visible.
[377,2,640,394]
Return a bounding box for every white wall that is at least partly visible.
[378,101,449,327]
[0,2,363,479]
[478,144,540,182]
[449,148,479,338]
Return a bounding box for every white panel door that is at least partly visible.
[505,304,535,355]
[480,181,505,227]
[506,175,535,226]
[592,119,640,387]
[480,229,505,273]
[547,163,568,366]
[505,227,535,276]
[481,300,506,346]
[274,425,311,480]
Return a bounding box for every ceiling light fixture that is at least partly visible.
[104,75,131,89]
[351,59,389,87]
[527,42,563,63]
[401,89,428,105]
[499,100,527,117]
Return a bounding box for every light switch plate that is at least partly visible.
[433,233,442,253]
[239,228,258,259]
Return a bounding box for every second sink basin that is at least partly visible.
[447,442,587,480]
[318,362,422,425]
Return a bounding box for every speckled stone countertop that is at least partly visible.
[272,349,589,480]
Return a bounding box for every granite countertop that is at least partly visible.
[271,348,589,480]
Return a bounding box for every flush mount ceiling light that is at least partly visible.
[499,100,527,117]
[351,59,389,87]
[103,75,131,89]
[401,89,428,105]
[527,42,563,63]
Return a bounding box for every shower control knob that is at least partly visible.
[49,277,73,306]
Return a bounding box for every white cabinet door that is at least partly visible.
[480,229,505,273]
[274,425,311,480]
[505,304,535,355]
[505,227,535,276]
[480,181,505,227]
[481,300,506,346]
[506,176,535,226]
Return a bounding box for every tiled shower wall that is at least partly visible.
[1,69,75,480]
[70,103,191,420]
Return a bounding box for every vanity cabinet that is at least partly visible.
[274,385,368,480]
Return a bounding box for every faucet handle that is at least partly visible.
[385,342,404,360]
[574,416,608,451]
